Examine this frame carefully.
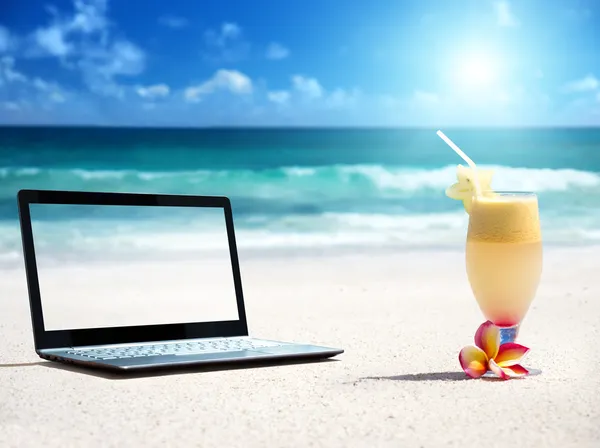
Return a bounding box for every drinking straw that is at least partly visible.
[436,130,482,197]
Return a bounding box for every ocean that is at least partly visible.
[1,126,599,265]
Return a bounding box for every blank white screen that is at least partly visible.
[29,203,240,331]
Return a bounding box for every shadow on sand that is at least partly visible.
[360,371,471,382]
[0,362,47,368]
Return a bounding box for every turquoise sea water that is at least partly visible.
[1,126,599,264]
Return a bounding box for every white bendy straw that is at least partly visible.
[436,130,482,197]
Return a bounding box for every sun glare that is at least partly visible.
[457,55,498,88]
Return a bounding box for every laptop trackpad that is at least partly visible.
[173,350,270,361]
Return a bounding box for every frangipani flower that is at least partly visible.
[458,321,530,380]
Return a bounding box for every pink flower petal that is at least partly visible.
[458,345,488,379]
[503,364,529,377]
[489,359,510,380]
[495,343,530,367]
[474,321,500,360]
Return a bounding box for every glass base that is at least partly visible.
[486,323,540,378]
[482,367,541,378]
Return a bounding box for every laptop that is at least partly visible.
[17,189,343,372]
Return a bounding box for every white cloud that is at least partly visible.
[267,90,290,104]
[325,88,360,108]
[95,41,145,78]
[31,77,67,97]
[25,0,146,97]
[33,26,73,57]
[268,74,360,112]
[0,56,28,83]
[32,78,51,90]
[30,76,67,100]
[69,0,109,33]
[563,75,599,93]
[50,92,66,103]
[31,0,108,58]
[279,74,360,110]
[136,84,170,99]
[185,69,253,103]
[0,26,12,53]
[203,22,249,63]
[494,1,519,27]
[0,56,68,107]
[292,75,323,99]
[77,40,145,97]
[205,22,241,47]
[265,42,289,60]
[2,101,21,111]
[183,88,201,103]
[221,23,241,39]
[158,15,188,29]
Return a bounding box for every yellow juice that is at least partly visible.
[465,193,543,327]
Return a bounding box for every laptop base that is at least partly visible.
[38,337,343,372]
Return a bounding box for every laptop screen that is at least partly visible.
[28,203,241,331]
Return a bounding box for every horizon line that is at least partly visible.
[1,124,599,130]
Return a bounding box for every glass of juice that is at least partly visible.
[466,191,543,352]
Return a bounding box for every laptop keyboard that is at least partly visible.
[66,338,285,360]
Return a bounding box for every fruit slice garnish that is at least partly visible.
[445,164,494,213]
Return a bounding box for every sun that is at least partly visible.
[457,55,498,88]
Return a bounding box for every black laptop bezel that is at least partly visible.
[17,189,249,351]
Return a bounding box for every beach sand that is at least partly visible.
[0,246,599,447]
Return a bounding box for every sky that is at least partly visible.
[0,0,599,127]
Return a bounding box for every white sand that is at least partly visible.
[1,246,599,447]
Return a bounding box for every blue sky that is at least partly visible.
[0,0,599,127]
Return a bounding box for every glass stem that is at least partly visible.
[498,324,520,345]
